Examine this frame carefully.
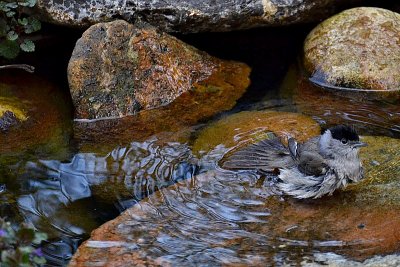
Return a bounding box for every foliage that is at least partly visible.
[0,0,41,59]
[0,218,47,266]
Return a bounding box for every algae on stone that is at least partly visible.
[192,110,321,154]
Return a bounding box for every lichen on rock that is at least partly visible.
[304,7,400,91]
[68,20,251,119]
[36,0,358,33]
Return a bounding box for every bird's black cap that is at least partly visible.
[327,125,359,142]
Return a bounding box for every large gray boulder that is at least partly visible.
[37,0,358,33]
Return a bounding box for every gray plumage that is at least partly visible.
[221,125,366,199]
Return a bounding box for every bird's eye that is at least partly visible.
[341,138,348,144]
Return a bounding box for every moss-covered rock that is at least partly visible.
[0,72,72,162]
[193,110,321,154]
[304,7,400,91]
[0,96,28,132]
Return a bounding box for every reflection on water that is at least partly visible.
[278,65,400,137]
[0,71,399,265]
[2,139,198,265]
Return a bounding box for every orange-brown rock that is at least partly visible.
[192,110,321,154]
[68,20,250,120]
[69,135,400,266]
[0,71,72,160]
[74,52,250,153]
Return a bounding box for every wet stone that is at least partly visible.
[192,110,321,154]
[69,134,400,266]
[281,64,400,137]
[304,7,400,91]
[0,111,20,132]
[68,20,250,120]
[0,72,72,161]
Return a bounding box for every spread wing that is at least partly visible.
[220,138,294,172]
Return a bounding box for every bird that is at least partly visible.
[220,125,367,199]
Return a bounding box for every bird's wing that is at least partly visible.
[220,138,294,172]
[296,150,329,176]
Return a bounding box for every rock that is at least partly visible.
[193,110,321,154]
[37,0,358,33]
[302,253,400,267]
[68,20,250,119]
[0,72,72,160]
[0,95,27,132]
[280,64,400,137]
[304,7,400,91]
[69,135,400,266]
[0,111,20,132]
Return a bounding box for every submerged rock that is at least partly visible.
[304,7,400,91]
[193,110,321,154]
[37,0,357,33]
[69,134,400,266]
[280,64,400,136]
[0,72,72,160]
[68,20,249,119]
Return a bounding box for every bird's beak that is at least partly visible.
[352,141,367,148]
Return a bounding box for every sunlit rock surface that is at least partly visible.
[69,132,400,266]
[193,110,321,154]
[304,7,400,91]
[68,20,250,119]
[36,0,357,32]
[73,53,250,153]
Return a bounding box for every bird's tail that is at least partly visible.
[276,168,341,199]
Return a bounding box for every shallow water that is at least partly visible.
[0,25,399,266]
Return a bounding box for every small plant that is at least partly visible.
[0,218,47,266]
[0,0,41,59]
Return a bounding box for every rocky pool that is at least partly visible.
[0,23,399,266]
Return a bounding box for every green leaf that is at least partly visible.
[33,256,46,265]
[0,40,20,59]
[32,232,47,244]
[18,18,28,26]
[18,0,36,7]
[6,31,18,41]
[24,17,41,33]
[6,2,18,9]
[20,39,35,52]
[18,246,34,254]
[6,11,15,17]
